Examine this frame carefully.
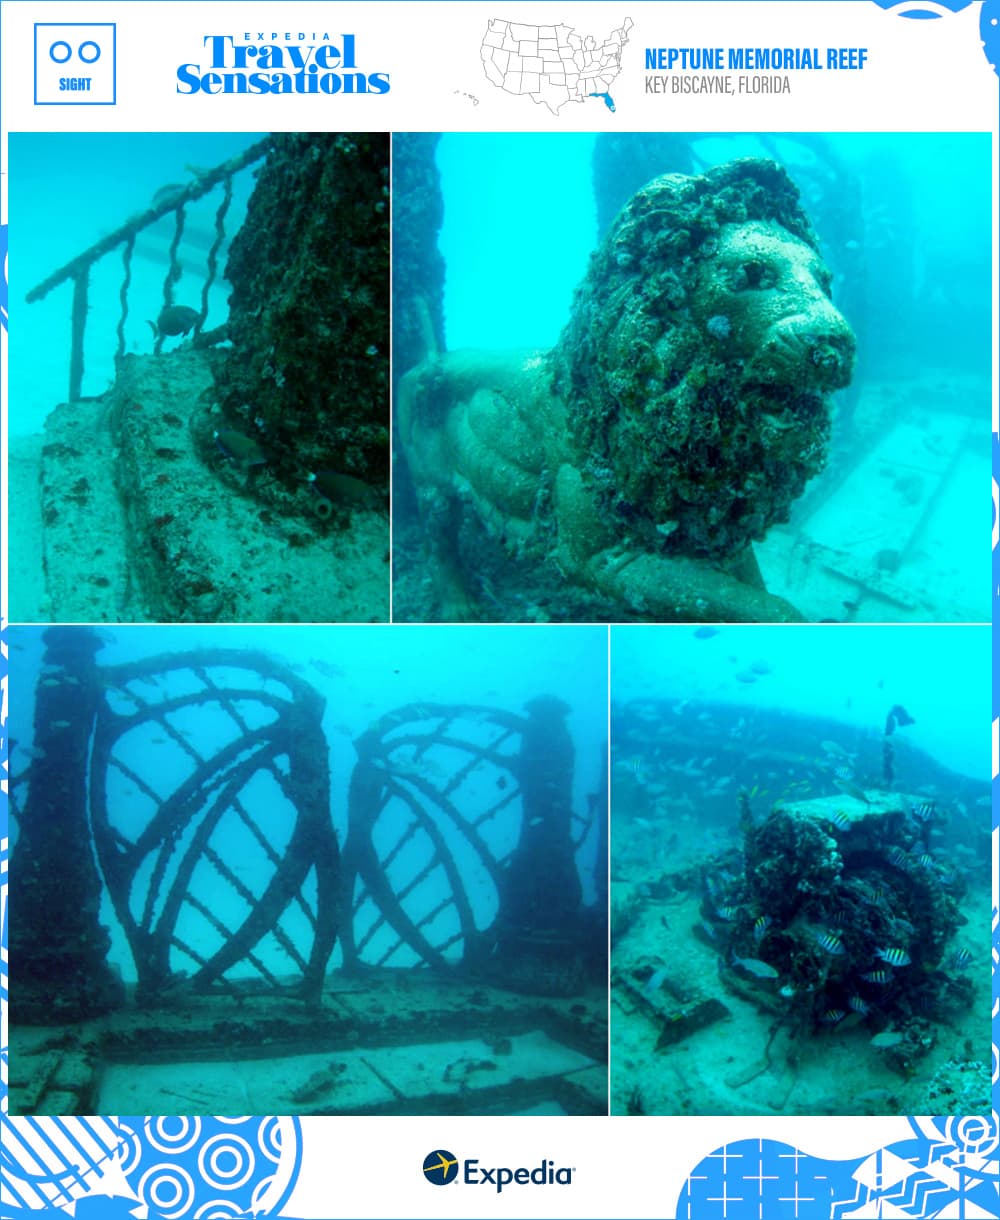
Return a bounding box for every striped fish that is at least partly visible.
[951,948,972,970]
[828,810,852,830]
[820,1008,847,1024]
[862,884,887,908]
[910,801,935,822]
[753,915,773,944]
[888,847,910,867]
[860,968,893,984]
[876,946,911,967]
[848,995,870,1015]
[813,930,845,955]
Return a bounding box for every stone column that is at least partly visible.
[12,628,124,1022]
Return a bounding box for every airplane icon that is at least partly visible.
[425,1152,458,1181]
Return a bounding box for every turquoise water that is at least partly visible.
[436,131,991,372]
[437,133,597,351]
[613,624,989,779]
[7,132,264,437]
[9,624,607,983]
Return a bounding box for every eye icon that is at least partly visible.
[48,39,102,65]
[423,1150,459,1185]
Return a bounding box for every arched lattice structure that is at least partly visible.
[89,648,339,1002]
[340,701,596,977]
[12,630,604,1022]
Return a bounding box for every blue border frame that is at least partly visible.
[32,23,116,107]
[0,0,998,1216]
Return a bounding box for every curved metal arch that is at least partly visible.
[89,648,339,1001]
[341,701,591,972]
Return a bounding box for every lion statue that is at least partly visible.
[397,158,855,622]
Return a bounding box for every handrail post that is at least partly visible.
[69,269,89,400]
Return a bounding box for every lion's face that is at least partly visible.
[694,220,855,395]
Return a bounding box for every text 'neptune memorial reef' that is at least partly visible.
[398,159,855,622]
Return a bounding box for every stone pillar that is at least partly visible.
[493,696,586,994]
[220,132,390,497]
[12,628,124,1022]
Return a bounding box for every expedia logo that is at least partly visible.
[423,1150,459,1185]
[422,1151,574,1193]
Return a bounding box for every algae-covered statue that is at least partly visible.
[398,158,855,622]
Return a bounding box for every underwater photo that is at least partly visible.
[610,624,990,1116]
[8,132,389,624]
[7,623,608,1115]
[392,132,989,625]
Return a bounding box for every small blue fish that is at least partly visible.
[833,775,870,806]
[877,947,911,967]
[870,1030,905,1049]
[910,802,935,822]
[693,626,719,640]
[848,995,870,1014]
[644,967,668,997]
[213,428,268,469]
[813,930,845,955]
[860,968,892,984]
[732,955,780,979]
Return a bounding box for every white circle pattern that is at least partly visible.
[198,1134,255,1191]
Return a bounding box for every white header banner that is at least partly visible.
[1,1,996,132]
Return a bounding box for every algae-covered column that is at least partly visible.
[12,628,124,1021]
[494,696,585,993]
[219,132,390,499]
[391,133,446,383]
[584,743,609,981]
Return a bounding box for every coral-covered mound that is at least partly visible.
[704,790,970,1046]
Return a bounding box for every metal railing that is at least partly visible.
[25,137,271,401]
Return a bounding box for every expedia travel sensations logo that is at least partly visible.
[176,33,390,95]
[423,1150,574,1193]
